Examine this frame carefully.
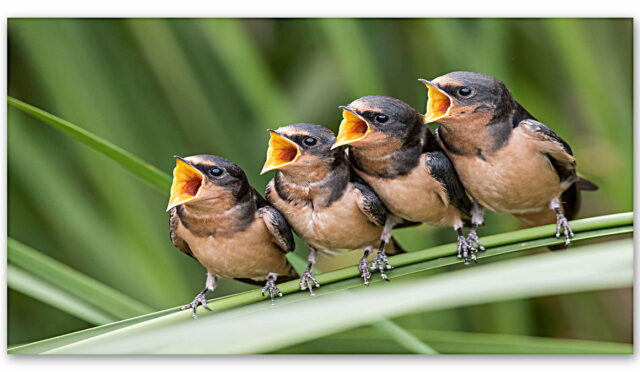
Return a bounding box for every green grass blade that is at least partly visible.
[8,238,154,320]
[197,19,294,124]
[7,97,171,191]
[320,19,384,97]
[371,320,438,354]
[9,212,631,353]
[40,239,632,354]
[10,214,631,353]
[279,328,632,354]
[412,329,633,354]
[8,265,116,326]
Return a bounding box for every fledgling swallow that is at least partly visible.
[420,71,597,246]
[167,155,297,316]
[261,123,405,290]
[333,96,480,264]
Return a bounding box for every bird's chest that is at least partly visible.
[448,136,562,214]
[356,157,448,223]
[178,218,278,279]
[271,186,381,251]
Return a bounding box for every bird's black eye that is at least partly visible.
[458,87,472,97]
[303,137,317,146]
[209,167,224,177]
[375,114,389,123]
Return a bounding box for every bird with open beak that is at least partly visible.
[261,123,405,290]
[333,96,479,264]
[420,71,597,246]
[167,155,297,317]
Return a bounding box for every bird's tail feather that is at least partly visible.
[576,176,598,191]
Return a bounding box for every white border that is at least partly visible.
[2,1,638,371]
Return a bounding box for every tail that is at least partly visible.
[385,237,406,256]
[563,176,599,219]
[549,177,598,251]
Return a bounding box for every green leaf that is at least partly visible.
[8,238,154,321]
[371,320,438,354]
[8,211,631,353]
[279,328,633,354]
[320,19,384,97]
[197,19,294,124]
[8,265,116,326]
[7,96,171,191]
[35,239,631,354]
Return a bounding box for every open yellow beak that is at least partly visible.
[419,79,453,123]
[331,106,370,149]
[166,157,205,211]
[260,130,302,174]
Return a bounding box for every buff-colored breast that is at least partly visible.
[175,215,293,281]
[445,127,564,215]
[356,153,462,226]
[269,184,383,252]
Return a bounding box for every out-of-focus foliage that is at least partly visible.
[7,18,632,348]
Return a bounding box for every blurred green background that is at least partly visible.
[7,18,632,349]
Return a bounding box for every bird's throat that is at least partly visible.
[438,120,512,157]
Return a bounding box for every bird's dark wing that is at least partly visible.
[258,203,296,254]
[424,150,472,215]
[347,158,419,229]
[169,207,195,259]
[352,182,387,227]
[520,119,578,184]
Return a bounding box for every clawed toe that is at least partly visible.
[261,275,283,304]
[555,215,574,246]
[468,230,485,252]
[457,236,478,265]
[370,250,393,281]
[300,269,320,296]
[359,258,372,285]
[181,292,210,319]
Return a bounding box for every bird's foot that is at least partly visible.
[457,235,478,265]
[180,291,211,319]
[300,269,320,296]
[467,229,485,252]
[359,257,372,286]
[555,212,574,246]
[261,274,283,304]
[370,249,393,281]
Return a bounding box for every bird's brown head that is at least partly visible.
[333,96,422,150]
[261,123,342,178]
[420,71,515,126]
[167,155,250,211]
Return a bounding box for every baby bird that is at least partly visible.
[420,71,597,246]
[333,96,480,263]
[167,155,297,317]
[261,123,404,290]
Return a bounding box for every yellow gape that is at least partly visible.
[261,130,302,174]
[420,79,453,123]
[332,108,371,149]
[167,157,205,211]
